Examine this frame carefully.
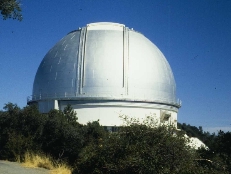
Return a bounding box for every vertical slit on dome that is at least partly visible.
[82,27,87,88]
[77,30,83,95]
[77,27,87,95]
[127,30,129,95]
[123,27,129,95]
[123,28,125,88]
[75,34,80,96]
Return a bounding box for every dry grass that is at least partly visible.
[22,152,53,169]
[50,164,72,174]
[21,152,72,174]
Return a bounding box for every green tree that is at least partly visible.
[0,0,22,20]
[0,103,84,164]
[3,102,20,115]
[209,131,231,173]
[41,109,84,164]
[76,116,223,173]
[63,104,78,124]
[0,103,44,160]
[82,120,106,146]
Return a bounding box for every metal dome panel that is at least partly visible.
[128,31,176,103]
[83,28,124,94]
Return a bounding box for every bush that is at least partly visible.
[75,116,218,174]
[0,103,44,160]
[0,103,229,173]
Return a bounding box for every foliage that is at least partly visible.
[76,116,223,174]
[0,0,22,20]
[63,104,78,124]
[0,103,230,173]
[22,151,72,174]
[178,122,216,148]
[199,130,231,173]
[40,109,84,164]
[81,120,106,146]
[0,103,84,164]
[0,103,43,160]
[215,131,231,172]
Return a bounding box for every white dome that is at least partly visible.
[29,22,181,126]
[30,22,179,108]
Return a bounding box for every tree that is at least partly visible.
[210,131,231,173]
[76,116,224,173]
[0,103,43,160]
[63,104,78,124]
[0,0,22,21]
[40,109,84,164]
[82,120,106,146]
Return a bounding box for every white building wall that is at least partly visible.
[37,100,178,127]
[58,101,178,127]
[71,106,161,126]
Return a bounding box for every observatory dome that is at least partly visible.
[29,22,181,127]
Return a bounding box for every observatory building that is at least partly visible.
[28,22,181,128]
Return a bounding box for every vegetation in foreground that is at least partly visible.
[0,0,22,21]
[21,152,72,174]
[0,102,230,173]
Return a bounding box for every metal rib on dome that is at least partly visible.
[29,22,181,108]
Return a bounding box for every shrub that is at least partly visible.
[75,115,215,174]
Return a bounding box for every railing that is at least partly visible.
[27,92,182,107]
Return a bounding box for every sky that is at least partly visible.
[1,0,231,133]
